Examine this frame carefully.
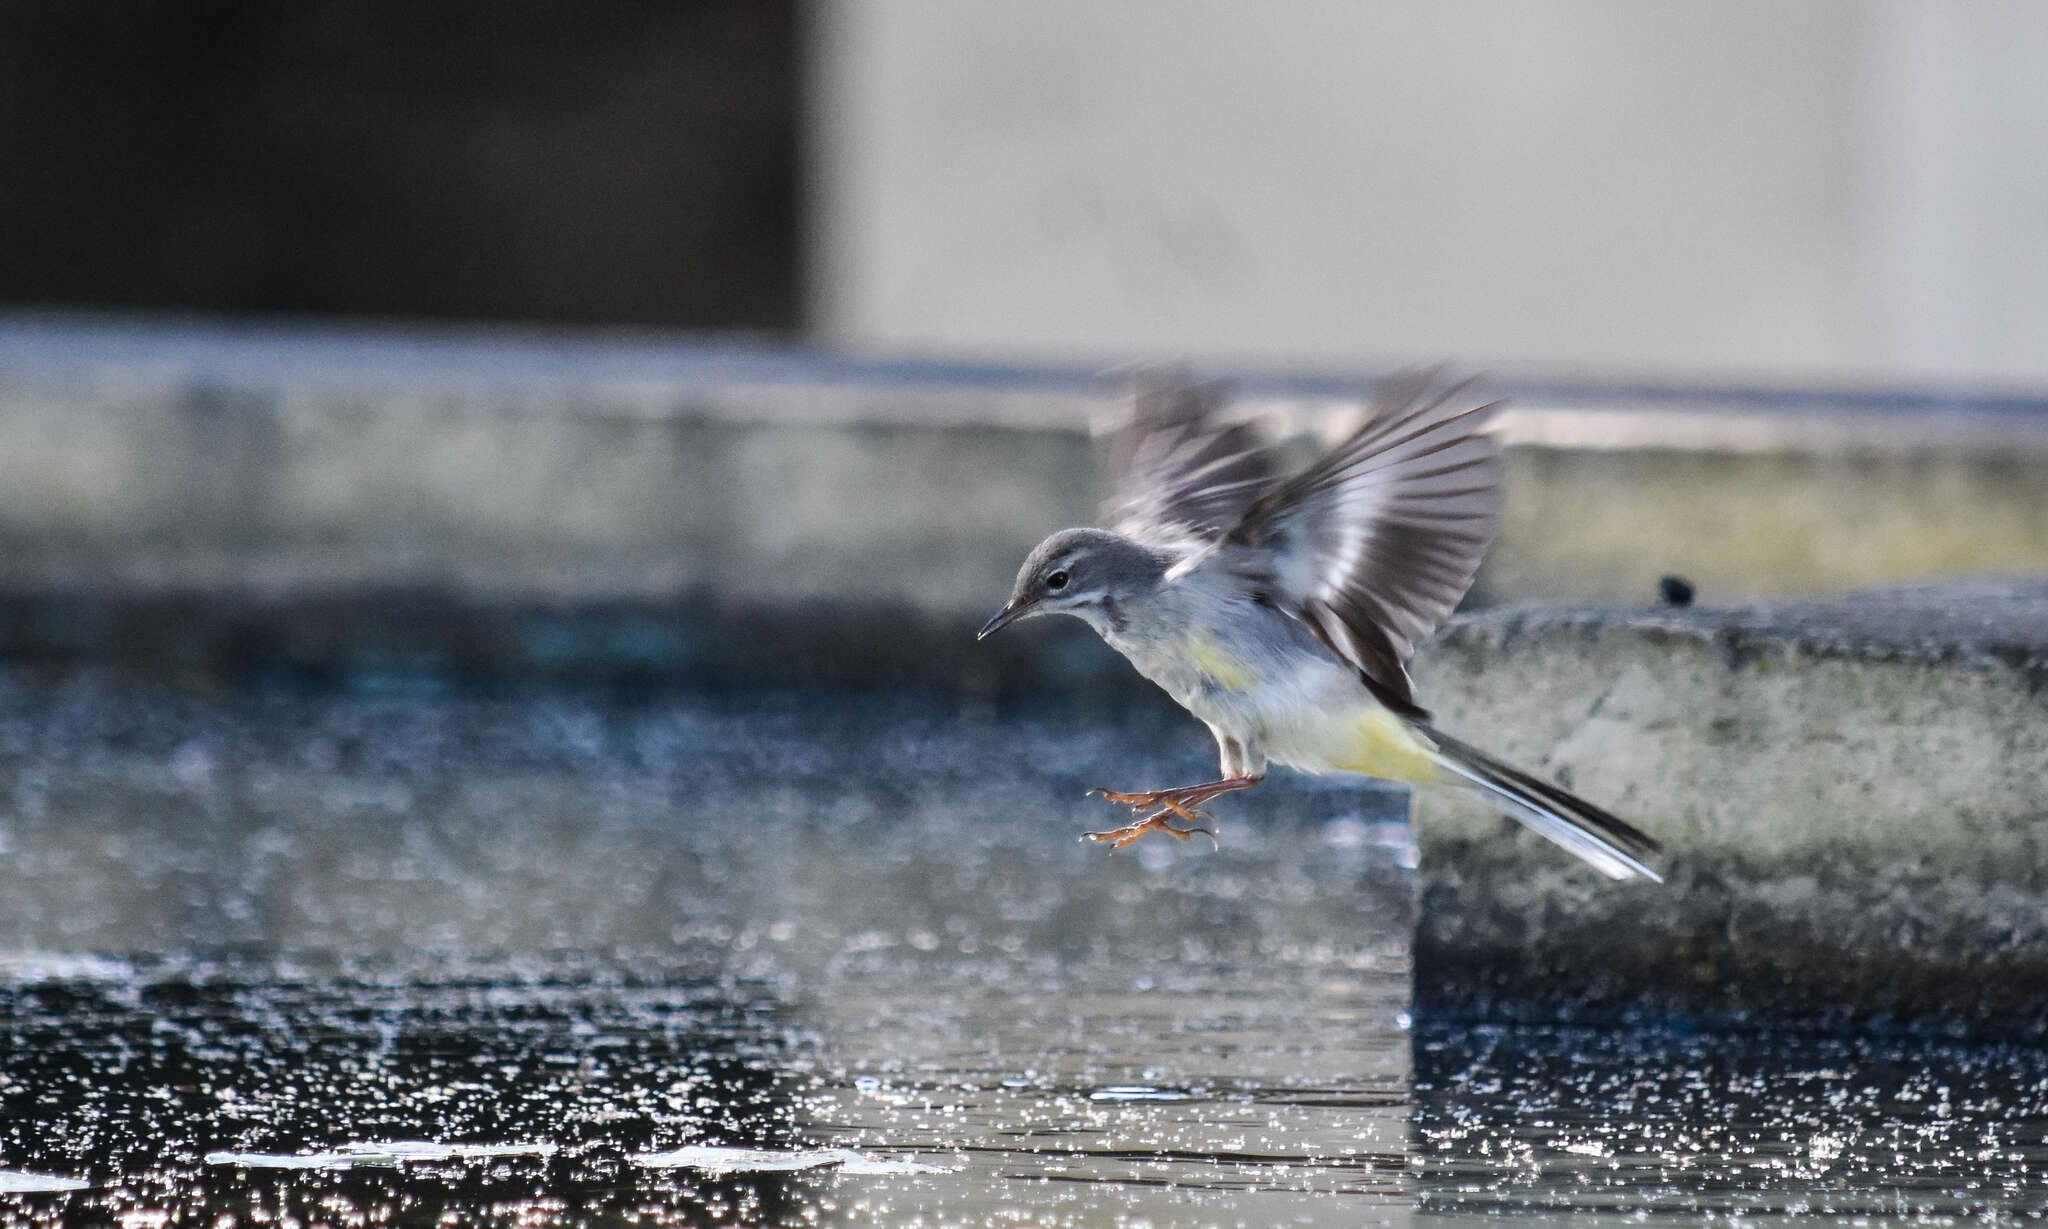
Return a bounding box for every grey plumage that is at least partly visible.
[1106,373,1276,546]
[980,369,1662,882]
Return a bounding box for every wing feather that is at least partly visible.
[1095,366,1503,713]
[1208,368,1504,710]
[1103,369,1280,547]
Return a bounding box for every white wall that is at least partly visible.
[810,1,2048,387]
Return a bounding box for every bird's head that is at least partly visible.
[977,528,1166,641]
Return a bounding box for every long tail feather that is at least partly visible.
[1416,724,1664,882]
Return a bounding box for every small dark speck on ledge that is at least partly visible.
[1659,575,1695,608]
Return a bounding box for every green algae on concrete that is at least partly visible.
[1482,445,2048,605]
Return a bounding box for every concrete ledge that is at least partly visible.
[3,312,2047,692]
[1409,580,2048,1035]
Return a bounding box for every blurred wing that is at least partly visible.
[1104,370,1280,548]
[1208,369,1503,710]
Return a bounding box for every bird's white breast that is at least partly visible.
[1103,585,1385,774]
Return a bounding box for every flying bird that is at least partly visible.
[978,370,1662,882]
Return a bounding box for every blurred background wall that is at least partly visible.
[811,0,2048,386]
[3,1,2047,390]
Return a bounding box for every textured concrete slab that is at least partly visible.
[1408,580,2048,1035]
[2,313,2047,690]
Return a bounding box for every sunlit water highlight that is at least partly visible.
[0,676,2041,1224]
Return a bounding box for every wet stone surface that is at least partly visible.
[1,674,2047,1224]
[1412,1023,2048,1224]
[0,675,1415,1225]
[0,955,1413,1226]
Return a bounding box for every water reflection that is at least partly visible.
[0,966,809,1227]
[1413,1021,2048,1222]
[10,674,2046,1223]
[0,950,1415,1225]
[0,676,1417,1225]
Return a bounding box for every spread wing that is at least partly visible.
[1202,369,1503,713]
[1104,370,1280,548]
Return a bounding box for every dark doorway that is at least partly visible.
[0,1,801,329]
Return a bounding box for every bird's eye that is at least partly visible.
[1045,569,1070,592]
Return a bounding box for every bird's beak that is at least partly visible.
[976,597,1037,640]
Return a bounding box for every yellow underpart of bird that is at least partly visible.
[1186,634,1258,692]
[1332,706,1443,784]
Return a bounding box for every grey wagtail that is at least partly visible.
[978,369,1663,882]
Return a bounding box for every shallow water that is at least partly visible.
[0,952,1411,1226]
[1414,1024,2048,1224]
[0,675,1415,1224]
[0,676,2045,1224]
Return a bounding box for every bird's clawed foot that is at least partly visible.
[1082,777,1261,850]
[1082,801,1216,850]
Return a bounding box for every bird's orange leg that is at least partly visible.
[1083,776,1262,848]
